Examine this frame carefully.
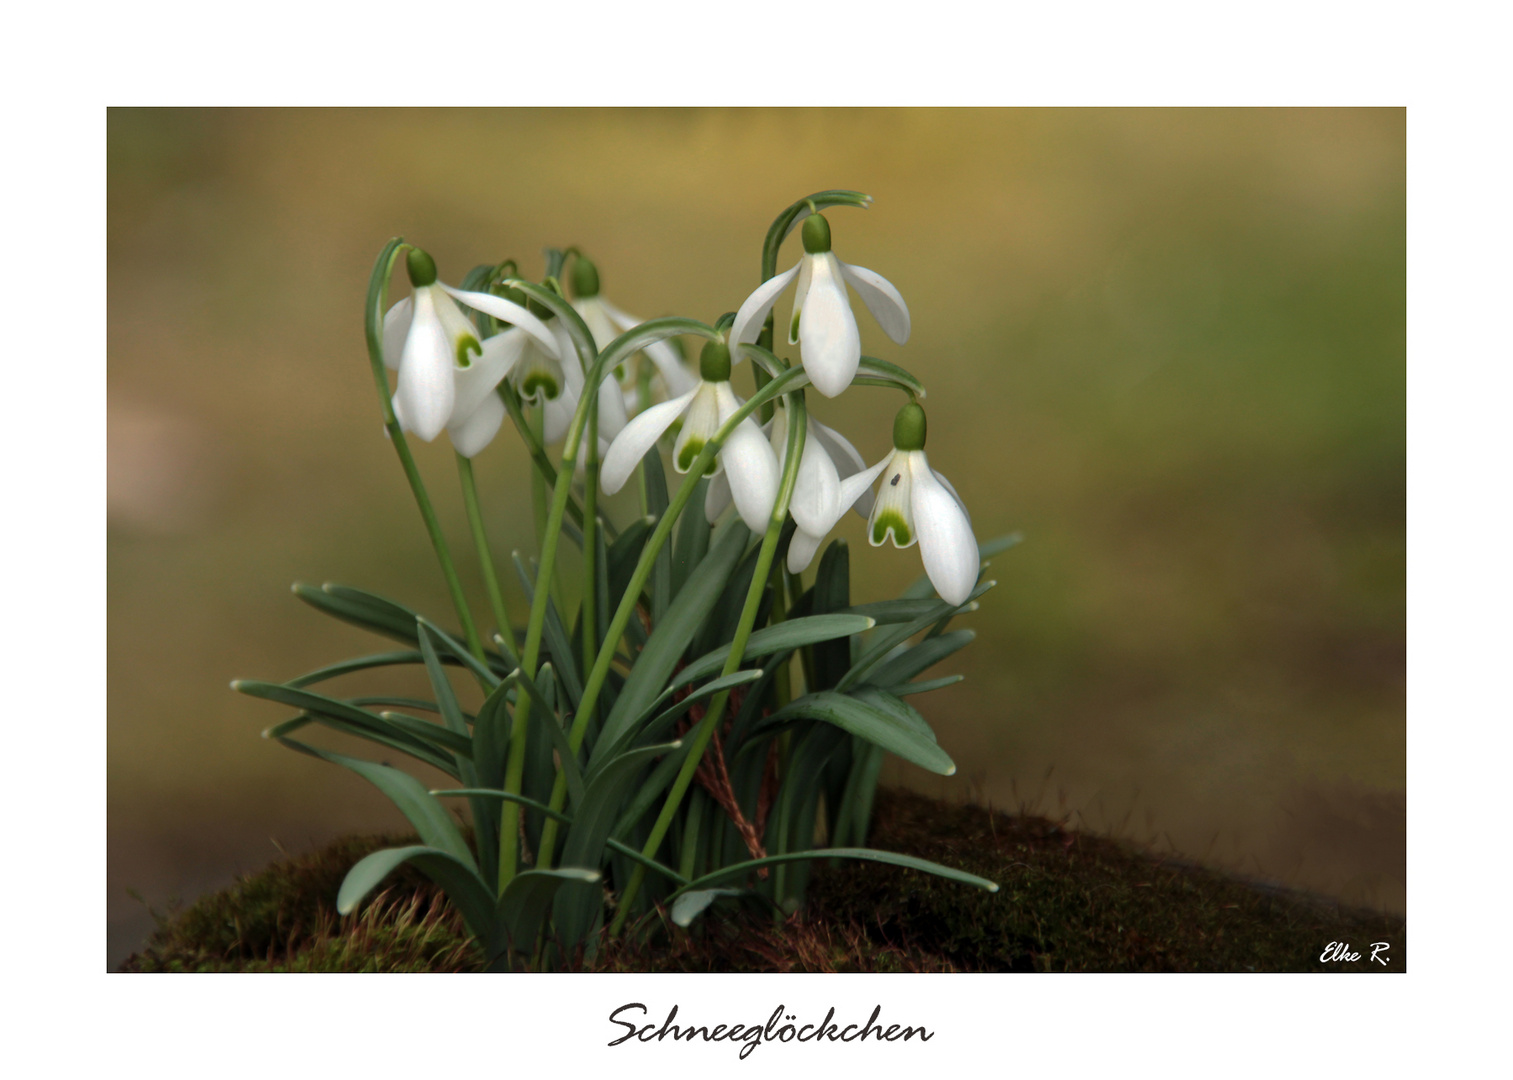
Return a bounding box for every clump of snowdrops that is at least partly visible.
[234,191,1014,970]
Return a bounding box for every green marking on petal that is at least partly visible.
[676,438,706,473]
[456,336,481,368]
[789,307,801,343]
[872,511,911,547]
[520,371,560,400]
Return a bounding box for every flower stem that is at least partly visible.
[456,453,513,644]
[607,389,807,935]
[361,239,484,662]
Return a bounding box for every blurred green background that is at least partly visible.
[107,108,1404,968]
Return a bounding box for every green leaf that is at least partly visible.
[337,845,496,942]
[491,867,600,961]
[670,888,747,928]
[892,673,966,697]
[838,579,992,690]
[556,741,683,948]
[471,680,515,791]
[866,630,976,688]
[809,539,853,691]
[597,669,764,763]
[674,614,874,689]
[507,666,585,810]
[511,554,584,708]
[673,846,999,897]
[591,516,749,763]
[288,651,426,688]
[418,622,494,886]
[235,680,464,763]
[670,476,710,601]
[272,736,476,870]
[642,446,673,626]
[417,616,501,690]
[754,689,955,776]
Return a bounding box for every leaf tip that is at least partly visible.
[229,679,245,692]
[863,617,877,629]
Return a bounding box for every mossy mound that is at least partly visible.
[122,789,1404,973]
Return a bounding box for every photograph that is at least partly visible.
[108,107,1405,974]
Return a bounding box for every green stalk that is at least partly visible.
[456,453,513,643]
[362,238,484,662]
[534,360,810,869]
[581,386,601,703]
[494,282,605,891]
[608,389,808,935]
[496,383,594,535]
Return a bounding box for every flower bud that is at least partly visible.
[570,256,600,298]
[406,247,438,287]
[892,401,927,451]
[800,213,832,254]
[699,339,732,383]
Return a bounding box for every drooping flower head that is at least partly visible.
[383,249,561,456]
[730,213,911,399]
[569,256,697,415]
[795,401,979,605]
[715,404,873,574]
[599,338,778,533]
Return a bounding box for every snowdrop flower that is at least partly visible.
[600,339,778,533]
[816,402,979,605]
[708,405,873,573]
[729,213,910,398]
[385,266,568,456]
[381,249,487,442]
[569,257,697,415]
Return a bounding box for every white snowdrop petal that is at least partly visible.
[839,262,911,344]
[674,382,725,475]
[448,390,507,458]
[542,391,576,445]
[787,527,825,573]
[788,256,815,345]
[704,470,733,524]
[573,297,620,350]
[597,373,630,440]
[442,285,561,357]
[865,452,916,548]
[933,469,972,526]
[720,416,781,533]
[382,297,413,370]
[909,458,980,606]
[809,417,875,518]
[789,431,841,535]
[395,290,455,442]
[836,457,891,522]
[731,263,800,347]
[798,253,861,398]
[600,388,696,494]
[451,329,526,421]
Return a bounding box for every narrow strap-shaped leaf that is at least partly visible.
[272,736,476,870]
[432,788,688,887]
[417,616,502,690]
[838,579,993,690]
[291,582,418,643]
[672,846,998,898]
[670,888,747,928]
[839,598,956,625]
[865,629,976,688]
[337,845,496,942]
[891,673,966,697]
[372,711,474,757]
[506,665,586,811]
[752,689,955,776]
[669,476,710,602]
[642,446,672,626]
[674,614,874,689]
[264,712,458,777]
[491,867,600,961]
[417,621,494,885]
[470,680,515,791]
[510,554,584,708]
[288,651,426,688]
[592,517,749,761]
[555,742,683,949]
[235,680,460,762]
[596,669,764,764]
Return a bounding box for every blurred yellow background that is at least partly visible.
[108,108,1404,967]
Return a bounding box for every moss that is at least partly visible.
[122,790,1404,973]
